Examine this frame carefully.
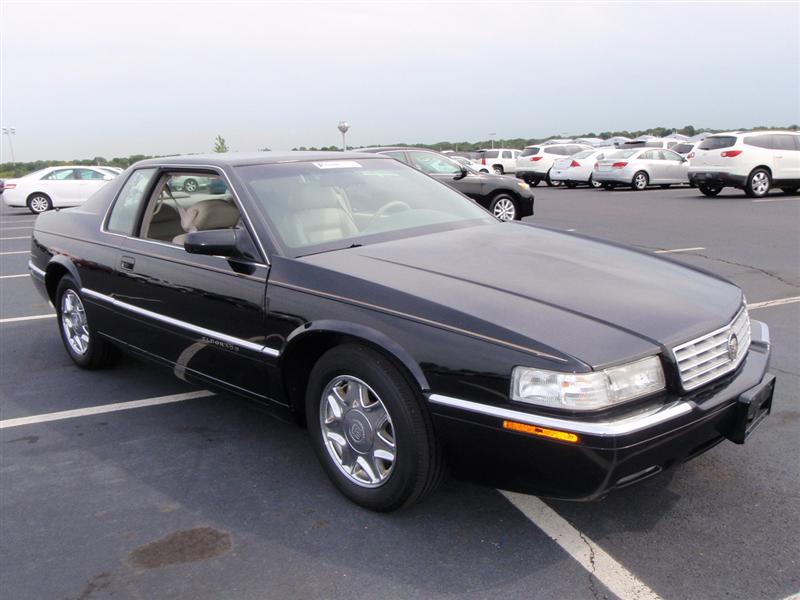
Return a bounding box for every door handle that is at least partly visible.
[119,256,136,271]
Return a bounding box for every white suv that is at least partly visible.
[688,131,800,197]
[515,143,591,186]
[473,148,521,175]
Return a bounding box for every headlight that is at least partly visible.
[510,356,665,411]
[517,181,530,190]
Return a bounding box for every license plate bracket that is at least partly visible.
[727,375,775,444]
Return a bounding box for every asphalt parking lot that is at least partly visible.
[1,185,798,600]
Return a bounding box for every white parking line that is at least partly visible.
[0,314,55,324]
[752,196,800,203]
[0,226,33,231]
[654,247,706,254]
[0,236,29,241]
[0,390,214,429]
[0,274,28,279]
[502,491,662,599]
[748,296,800,310]
[0,251,29,255]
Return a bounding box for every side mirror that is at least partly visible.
[103,175,115,181]
[454,166,469,180]
[184,227,260,261]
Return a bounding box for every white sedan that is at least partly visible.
[2,166,117,213]
[550,148,618,188]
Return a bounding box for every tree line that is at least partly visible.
[2,125,796,178]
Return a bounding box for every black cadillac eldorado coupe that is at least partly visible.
[28,152,774,512]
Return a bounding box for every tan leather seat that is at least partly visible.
[172,200,240,245]
[279,187,358,247]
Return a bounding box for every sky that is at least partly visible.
[1,0,798,162]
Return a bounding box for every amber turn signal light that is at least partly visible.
[502,420,579,443]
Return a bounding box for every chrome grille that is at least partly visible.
[672,306,751,391]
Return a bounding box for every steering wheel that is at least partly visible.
[367,200,411,227]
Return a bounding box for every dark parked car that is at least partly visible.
[360,147,533,221]
[29,152,774,512]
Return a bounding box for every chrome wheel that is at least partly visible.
[61,289,89,355]
[589,176,602,188]
[183,178,198,193]
[319,375,396,488]
[751,171,769,196]
[492,166,503,175]
[633,172,648,190]
[29,195,50,213]
[492,197,516,221]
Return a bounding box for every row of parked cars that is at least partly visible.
[1,166,226,213]
[459,131,799,198]
[3,131,798,215]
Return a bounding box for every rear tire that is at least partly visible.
[545,170,561,187]
[305,344,443,512]
[492,165,504,175]
[182,178,199,193]
[55,276,119,369]
[588,175,602,189]
[565,182,577,189]
[631,171,649,191]
[745,168,770,198]
[698,185,722,197]
[27,193,52,214]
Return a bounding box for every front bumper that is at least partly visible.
[688,170,748,188]
[428,320,773,500]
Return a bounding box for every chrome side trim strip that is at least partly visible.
[28,261,46,279]
[81,287,280,358]
[428,394,693,437]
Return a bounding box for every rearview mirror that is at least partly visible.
[454,166,469,180]
[184,228,260,262]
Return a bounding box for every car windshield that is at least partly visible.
[237,158,493,257]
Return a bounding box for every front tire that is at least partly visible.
[492,165,504,175]
[745,168,770,198]
[631,171,649,191]
[306,344,443,512]
[698,185,722,197]
[55,276,118,369]
[490,195,517,221]
[27,193,52,214]
[588,175,602,188]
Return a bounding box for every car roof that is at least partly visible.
[359,147,440,153]
[133,151,386,168]
[709,130,799,137]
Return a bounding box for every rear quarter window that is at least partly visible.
[521,147,540,157]
[106,168,157,235]
[481,150,499,159]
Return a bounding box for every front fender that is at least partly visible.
[282,319,430,392]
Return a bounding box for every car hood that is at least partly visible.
[290,223,743,368]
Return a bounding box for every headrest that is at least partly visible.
[180,200,240,232]
[293,186,341,210]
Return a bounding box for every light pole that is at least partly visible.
[338,121,350,151]
[489,132,496,149]
[2,127,16,163]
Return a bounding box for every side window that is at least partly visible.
[43,169,75,180]
[661,150,682,161]
[643,150,658,160]
[139,172,239,245]
[744,135,772,149]
[483,150,499,159]
[409,152,461,175]
[107,168,157,235]
[772,135,796,151]
[544,147,563,155]
[501,150,512,159]
[76,169,107,180]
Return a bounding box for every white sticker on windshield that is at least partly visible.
[312,161,363,169]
